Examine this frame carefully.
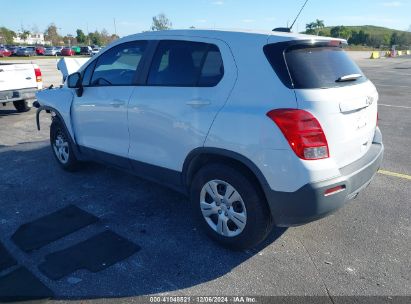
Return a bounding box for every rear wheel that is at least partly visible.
[50,119,79,171]
[190,163,272,250]
[13,100,30,112]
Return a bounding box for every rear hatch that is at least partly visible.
[264,39,378,168]
[0,63,39,92]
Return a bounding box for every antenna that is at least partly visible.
[289,0,309,31]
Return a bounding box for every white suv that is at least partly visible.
[36,30,384,249]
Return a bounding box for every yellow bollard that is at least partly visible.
[397,51,403,56]
[370,51,380,59]
[406,50,411,55]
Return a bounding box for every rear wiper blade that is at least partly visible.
[336,74,363,82]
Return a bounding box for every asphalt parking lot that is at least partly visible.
[0,53,410,303]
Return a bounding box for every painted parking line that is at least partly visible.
[378,170,411,180]
[379,104,411,109]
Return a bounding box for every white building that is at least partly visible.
[13,32,50,45]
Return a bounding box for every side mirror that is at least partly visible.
[67,72,81,88]
[67,72,83,97]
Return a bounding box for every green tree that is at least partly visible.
[88,31,103,46]
[19,30,30,41]
[314,19,324,35]
[389,32,408,47]
[151,13,172,31]
[330,26,351,40]
[305,20,325,35]
[0,27,16,44]
[76,29,86,44]
[305,22,316,34]
[44,24,62,45]
[366,35,383,48]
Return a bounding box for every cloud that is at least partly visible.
[381,1,402,7]
[212,1,224,5]
[242,19,255,23]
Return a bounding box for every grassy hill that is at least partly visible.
[306,25,411,49]
[320,25,411,38]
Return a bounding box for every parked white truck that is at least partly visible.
[0,63,43,112]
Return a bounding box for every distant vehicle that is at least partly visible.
[54,46,64,56]
[36,46,45,55]
[80,46,92,55]
[16,47,36,57]
[61,47,75,56]
[0,47,12,57]
[0,62,42,112]
[71,46,81,55]
[8,46,20,56]
[91,47,101,56]
[45,47,59,56]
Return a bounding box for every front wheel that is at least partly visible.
[190,164,272,250]
[50,119,79,171]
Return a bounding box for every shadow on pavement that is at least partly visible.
[0,144,287,301]
[0,108,21,117]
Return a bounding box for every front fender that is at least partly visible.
[35,88,75,140]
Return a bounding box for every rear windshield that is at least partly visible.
[264,43,367,89]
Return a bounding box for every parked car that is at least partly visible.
[8,46,20,56]
[55,46,63,56]
[91,47,101,56]
[45,47,59,56]
[80,46,92,55]
[16,47,36,57]
[35,30,383,250]
[71,46,81,55]
[61,47,75,56]
[0,62,42,112]
[36,46,46,55]
[0,47,12,57]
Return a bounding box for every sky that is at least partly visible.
[1,0,410,37]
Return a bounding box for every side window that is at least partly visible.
[82,60,97,86]
[90,41,147,86]
[198,45,224,87]
[147,40,224,87]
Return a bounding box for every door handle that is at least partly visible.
[110,99,126,107]
[186,99,211,108]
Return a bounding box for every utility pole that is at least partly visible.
[113,18,117,36]
[87,23,90,45]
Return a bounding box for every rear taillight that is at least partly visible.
[266,109,329,160]
[34,68,42,82]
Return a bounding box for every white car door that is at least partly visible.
[128,38,237,172]
[71,41,148,161]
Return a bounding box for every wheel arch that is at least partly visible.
[182,148,272,206]
[37,105,83,160]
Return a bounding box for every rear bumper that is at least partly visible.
[267,139,384,227]
[0,88,37,104]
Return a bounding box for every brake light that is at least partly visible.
[34,68,42,82]
[266,109,329,160]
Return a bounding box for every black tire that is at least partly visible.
[50,119,79,171]
[190,163,272,250]
[13,100,30,112]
